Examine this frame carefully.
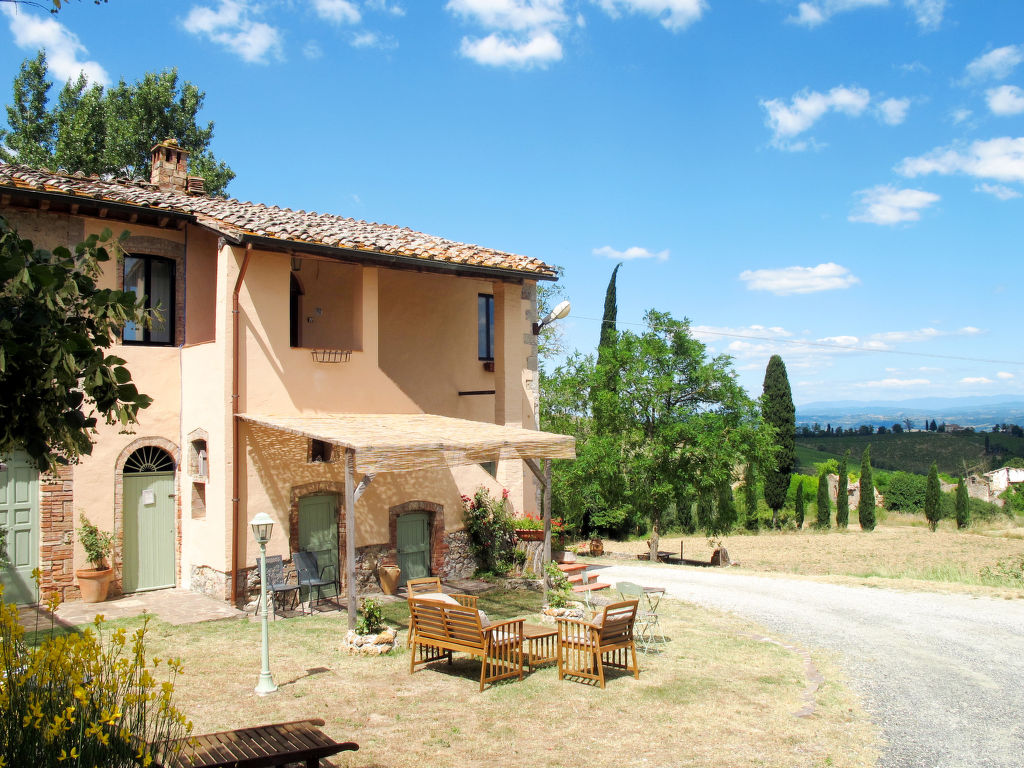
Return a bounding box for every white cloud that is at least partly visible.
[351,31,398,49]
[849,184,939,225]
[903,0,945,32]
[965,45,1024,82]
[593,245,669,261]
[898,137,1024,184]
[313,0,361,24]
[868,326,980,344]
[997,371,1015,380]
[876,97,910,125]
[761,85,871,150]
[739,263,860,295]
[858,378,931,388]
[959,326,982,335]
[365,0,406,15]
[987,85,1024,116]
[1,6,108,85]
[976,182,1021,200]
[951,108,973,124]
[961,377,994,385]
[303,40,324,59]
[593,0,707,32]
[459,30,562,67]
[448,0,567,68]
[184,1,283,63]
[788,0,943,31]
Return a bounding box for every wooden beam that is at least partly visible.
[129,212,138,223]
[98,207,108,218]
[345,450,357,630]
[69,203,79,215]
[0,194,10,206]
[523,458,547,488]
[176,219,186,230]
[38,199,50,211]
[158,215,170,228]
[354,473,375,503]
[543,459,552,605]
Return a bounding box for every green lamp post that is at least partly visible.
[250,512,278,695]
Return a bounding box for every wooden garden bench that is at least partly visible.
[404,576,478,647]
[408,595,525,691]
[154,717,357,768]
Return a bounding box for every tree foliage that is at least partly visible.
[743,462,759,531]
[794,480,805,529]
[543,310,772,556]
[1,52,234,195]
[816,465,831,528]
[884,471,927,512]
[858,446,876,531]
[0,218,152,469]
[836,452,849,528]
[761,355,795,525]
[955,477,970,529]
[924,462,941,531]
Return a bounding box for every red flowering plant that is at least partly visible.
[513,512,568,533]
[462,488,517,576]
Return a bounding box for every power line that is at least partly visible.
[569,314,1024,367]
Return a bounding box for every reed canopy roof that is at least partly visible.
[237,413,576,474]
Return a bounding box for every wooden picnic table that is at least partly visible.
[156,717,357,768]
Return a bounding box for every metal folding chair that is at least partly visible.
[615,581,664,651]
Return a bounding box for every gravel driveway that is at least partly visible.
[594,562,1024,768]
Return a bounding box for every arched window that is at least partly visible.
[123,446,176,474]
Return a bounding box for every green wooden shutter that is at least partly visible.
[0,452,39,605]
[396,513,430,586]
[298,495,339,598]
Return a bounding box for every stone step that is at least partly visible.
[557,563,588,575]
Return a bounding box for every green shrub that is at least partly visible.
[883,471,926,512]
[1001,485,1024,514]
[544,562,572,608]
[0,583,192,768]
[462,488,516,576]
[356,598,386,635]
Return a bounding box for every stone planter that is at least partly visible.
[553,550,575,563]
[76,567,114,603]
[378,565,401,595]
[515,528,544,542]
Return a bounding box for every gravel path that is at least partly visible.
[594,562,1024,768]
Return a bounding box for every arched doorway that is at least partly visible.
[122,446,176,593]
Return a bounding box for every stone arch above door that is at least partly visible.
[387,500,446,575]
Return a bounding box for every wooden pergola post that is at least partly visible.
[524,458,552,604]
[345,449,357,630]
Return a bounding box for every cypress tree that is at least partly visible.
[696,488,715,532]
[816,466,831,528]
[836,452,849,528]
[955,477,970,530]
[762,355,796,528]
[858,446,876,531]
[743,462,759,531]
[592,264,621,435]
[794,480,805,529]
[716,481,738,535]
[598,262,621,356]
[924,461,941,532]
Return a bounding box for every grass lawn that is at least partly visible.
[604,519,1024,595]
[97,591,876,768]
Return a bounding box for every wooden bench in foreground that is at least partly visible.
[155,718,357,768]
[408,595,525,691]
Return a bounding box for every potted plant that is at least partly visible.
[513,513,545,541]
[588,530,604,557]
[75,514,115,603]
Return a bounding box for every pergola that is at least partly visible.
[237,413,576,628]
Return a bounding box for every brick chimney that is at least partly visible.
[150,138,189,192]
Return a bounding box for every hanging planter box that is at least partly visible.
[515,529,544,542]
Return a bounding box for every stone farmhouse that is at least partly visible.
[0,141,574,607]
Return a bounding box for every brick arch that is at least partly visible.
[387,500,446,575]
[288,481,346,561]
[113,436,181,593]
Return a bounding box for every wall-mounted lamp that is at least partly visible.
[533,300,571,335]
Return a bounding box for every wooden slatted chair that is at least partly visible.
[557,599,640,688]
[408,595,525,691]
[404,576,478,647]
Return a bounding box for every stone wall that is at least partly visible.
[355,544,388,593]
[39,466,78,602]
[191,564,229,602]
[440,530,476,579]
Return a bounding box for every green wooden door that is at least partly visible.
[122,473,176,592]
[298,495,339,598]
[396,513,430,586]
[0,452,39,605]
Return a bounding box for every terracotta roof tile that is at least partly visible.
[0,163,556,277]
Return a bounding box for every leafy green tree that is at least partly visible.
[858,446,876,531]
[714,480,738,542]
[762,355,795,528]
[794,480,805,529]
[884,471,927,511]
[924,462,941,531]
[816,466,831,528]
[743,462,759,531]
[836,452,849,528]
[0,219,152,469]
[955,477,970,529]
[543,310,771,560]
[1,53,234,195]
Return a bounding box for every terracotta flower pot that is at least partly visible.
[589,538,604,557]
[378,565,401,596]
[76,567,114,603]
[515,528,544,542]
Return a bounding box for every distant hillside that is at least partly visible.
[796,431,1024,476]
[795,395,1024,431]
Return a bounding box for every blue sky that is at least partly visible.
[2,0,1023,405]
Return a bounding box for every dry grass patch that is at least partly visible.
[604,523,1024,595]
[122,593,875,768]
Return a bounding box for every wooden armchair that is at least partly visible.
[557,599,640,688]
[405,576,478,647]
[408,596,525,691]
